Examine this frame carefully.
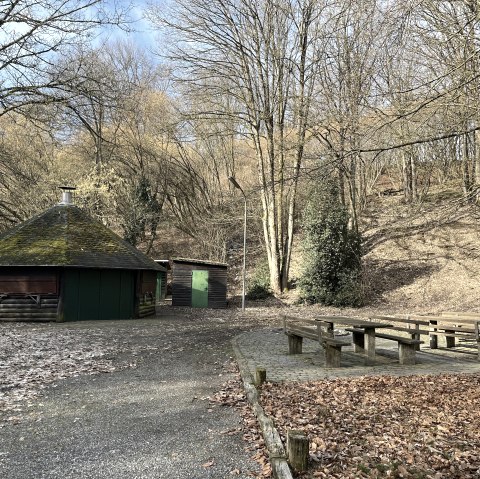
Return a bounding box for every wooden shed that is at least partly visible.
[171,258,227,308]
[0,192,166,322]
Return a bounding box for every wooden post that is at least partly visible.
[399,343,416,365]
[430,320,438,349]
[255,367,266,386]
[411,323,421,351]
[287,429,309,473]
[364,328,376,364]
[288,334,303,354]
[325,322,334,338]
[351,329,365,354]
[324,342,341,368]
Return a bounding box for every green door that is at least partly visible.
[191,270,209,308]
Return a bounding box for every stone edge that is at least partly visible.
[232,336,293,479]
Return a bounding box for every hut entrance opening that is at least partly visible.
[191,270,209,308]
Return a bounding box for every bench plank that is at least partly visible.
[370,315,430,326]
[374,332,424,345]
[345,328,423,365]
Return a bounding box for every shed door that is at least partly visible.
[191,270,208,308]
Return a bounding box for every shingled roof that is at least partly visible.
[0,204,165,271]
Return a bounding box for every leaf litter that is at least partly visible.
[214,370,480,478]
[260,374,480,478]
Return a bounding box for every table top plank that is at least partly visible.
[315,317,392,329]
[412,315,479,324]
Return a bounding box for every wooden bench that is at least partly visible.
[417,314,480,357]
[345,328,424,365]
[282,316,350,368]
[372,314,480,358]
[369,315,429,350]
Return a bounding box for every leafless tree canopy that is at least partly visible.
[1,0,480,294]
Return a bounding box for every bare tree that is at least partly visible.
[149,0,325,294]
[0,0,127,115]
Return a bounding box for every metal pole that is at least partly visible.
[242,194,247,312]
[228,176,247,312]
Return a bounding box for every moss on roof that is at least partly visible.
[0,205,165,271]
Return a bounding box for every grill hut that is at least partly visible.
[171,258,227,308]
[0,190,166,322]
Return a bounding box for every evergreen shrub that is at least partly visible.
[299,181,363,306]
[246,257,272,300]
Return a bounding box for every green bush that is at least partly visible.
[299,181,363,307]
[247,258,272,300]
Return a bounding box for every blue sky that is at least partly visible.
[98,0,162,51]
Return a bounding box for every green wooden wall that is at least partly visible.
[63,269,135,321]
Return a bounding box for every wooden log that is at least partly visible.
[0,312,57,318]
[0,302,58,308]
[255,367,266,387]
[287,334,303,354]
[287,429,309,473]
[0,317,54,322]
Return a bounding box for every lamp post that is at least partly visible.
[228,176,247,312]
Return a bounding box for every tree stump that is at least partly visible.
[255,367,266,386]
[287,429,309,473]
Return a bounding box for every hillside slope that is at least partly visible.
[277,191,480,315]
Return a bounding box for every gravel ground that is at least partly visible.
[0,309,264,479]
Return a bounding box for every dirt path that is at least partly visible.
[0,311,263,479]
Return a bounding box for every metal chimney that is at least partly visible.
[58,186,76,205]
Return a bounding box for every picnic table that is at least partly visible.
[315,316,393,363]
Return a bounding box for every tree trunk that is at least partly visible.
[475,130,480,201]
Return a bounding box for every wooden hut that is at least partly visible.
[171,258,227,308]
[0,189,166,322]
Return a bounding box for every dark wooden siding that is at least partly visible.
[141,270,157,294]
[136,271,156,317]
[172,261,227,308]
[172,262,193,307]
[0,269,58,294]
[207,268,227,309]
